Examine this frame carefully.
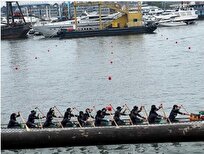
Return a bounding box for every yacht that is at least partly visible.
[33,12,122,38]
[155,8,198,27]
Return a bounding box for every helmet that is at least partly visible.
[151,105,157,111]
[116,106,122,111]
[31,110,36,114]
[133,106,138,110]
[173,105,178,109]
[67,108,71,112]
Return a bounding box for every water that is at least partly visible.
[1,21,204,153]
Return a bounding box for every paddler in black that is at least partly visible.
[148,105,162,124]
[61,108,75,127]
[83,108,94,126]
[168,105,189,122]
[113,106,126,126]
[7,112,21,128]
[95,110,109,126]
[130,106,146,125]
[84,108,94,120]
[43,108,58,128]
[26,110,40,128]
[77,111,86,127]
[101,108,109,117]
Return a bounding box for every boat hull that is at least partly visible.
[1,24,30,39]
[1,122,204,149]
[58,26,157,39]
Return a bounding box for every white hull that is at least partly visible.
[159,21,187,27]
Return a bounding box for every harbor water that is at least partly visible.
[1,21,204,153]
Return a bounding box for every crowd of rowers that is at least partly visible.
[7,104,189,129]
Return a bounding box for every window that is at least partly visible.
[133,19,138,22]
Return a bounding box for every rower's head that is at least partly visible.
[97,110,102,115]
[116,106,122,111]
[151,105,157,111]
[102,108,107,112]
[86,108,91,113]
[10,113,17,120]
[79,111,83,116]
[49,108,54,113]
[173,105,180,109]
[133,106,138,110]
[31,110,36,115]
[67,108,71,112]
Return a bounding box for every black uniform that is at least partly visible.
[130,106,144,124]
[26,110,40,128]
[7,113,21,128]
[83,108,94,121]
[113,106,126,126]
[61,108,75,127]
[77,111,86,127]
[43,108,57,128]
[95,110,109,126]
[148,105,162,124]
[169,105,185,122]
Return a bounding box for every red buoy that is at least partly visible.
[176,41,178,44]
[15,67,18,70]
[188,47,191,49]
[108,76,112,80]
[110,61,113,64]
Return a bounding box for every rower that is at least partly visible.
[83,108,94,126]
[43,108,58,128]
[148,105,163,124]
[61,108,75,127]
[77,111,86,127]
[26,110,41,128]
[113,106,126,126]
[95,110,109,126]
[168,105,189,122]
[7,112,21,128]
[130,106,146,125]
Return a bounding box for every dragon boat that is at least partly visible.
[1,115,204,150]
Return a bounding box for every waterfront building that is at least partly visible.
[190,2,204,19]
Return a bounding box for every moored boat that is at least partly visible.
[1,1,31,39]
[58,23,157,39]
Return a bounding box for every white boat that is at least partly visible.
[155,7,198,27]
[33,12,122,38]
[159,21,187,27]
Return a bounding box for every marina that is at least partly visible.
[1,1,204,153]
